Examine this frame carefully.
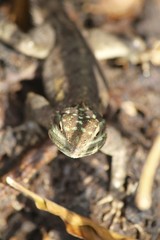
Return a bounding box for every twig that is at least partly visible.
[135,133,160,210]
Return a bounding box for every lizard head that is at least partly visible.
[49,104,106,158]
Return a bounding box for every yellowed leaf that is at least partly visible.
[6,177,135,240]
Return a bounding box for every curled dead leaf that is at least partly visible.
[6,177,135,240]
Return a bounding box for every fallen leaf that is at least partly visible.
[6,177,135,240]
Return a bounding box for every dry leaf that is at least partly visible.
[6,177,135,240]
[84,0,145,20]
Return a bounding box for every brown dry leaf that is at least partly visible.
[6,177,135,240]
[84,0,145,20]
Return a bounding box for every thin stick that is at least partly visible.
[135,133,160,210]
